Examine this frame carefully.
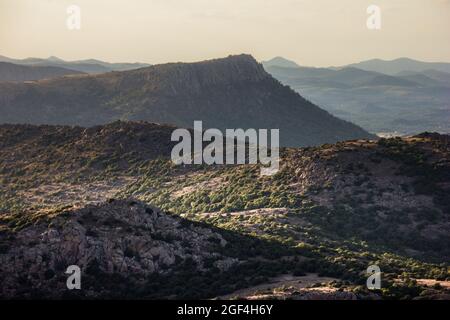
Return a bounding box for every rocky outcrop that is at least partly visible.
[0,199,236,298]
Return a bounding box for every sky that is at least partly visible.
[1,0,450,66]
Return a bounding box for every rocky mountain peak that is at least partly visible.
[132,54,269,92]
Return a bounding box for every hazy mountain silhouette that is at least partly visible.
[0,54,150,74]
[264,64,420,88]
[0,54,373,147]
[0,61,84,82]
[344,57,450,75]
[263,57,450,135]
[262,56,301,69]
[396,69,450,86]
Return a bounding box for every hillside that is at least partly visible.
[0,61,84,82]
[0,122,449,299]
[0,54,373,147]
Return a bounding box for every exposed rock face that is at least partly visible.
[0,200,234,298]
[135,54,270,94]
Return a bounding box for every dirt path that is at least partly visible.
[217,273,338,300]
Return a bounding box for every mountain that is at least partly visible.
[0,55,17,63]
[344,57,450,75]
[0,61,84,82]
[264,62,450,135]
[71,58,150,72]
[361,74,418,87]
[0,54,373,147]
[263,59,425,88]
[421,69,450,85]
[0,122,449,299]
[265,64,420,88]
[0,55,150,74]
[46,56,65,63]
[262,56,301,68]
[397,69,450,86]
[395,73,442,87]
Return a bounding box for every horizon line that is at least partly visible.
[2,53,450,69]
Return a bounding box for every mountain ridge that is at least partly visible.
[263,57,450,135]
[0,54,150,74]
[0,54,374,147]
[344,57,450,75]
[0,61,84,82]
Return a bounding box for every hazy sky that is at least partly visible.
[1,0,450,66]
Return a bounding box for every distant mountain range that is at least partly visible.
[0,54,373,147]
[263,56,450,87]
[263,57,450,135]
[262,56,301,69]
[0,54,150,74]
[0,61,84,82]
[344,57,450,75]
[264,64,420,89]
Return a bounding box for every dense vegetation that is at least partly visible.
[0,123,449,299]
